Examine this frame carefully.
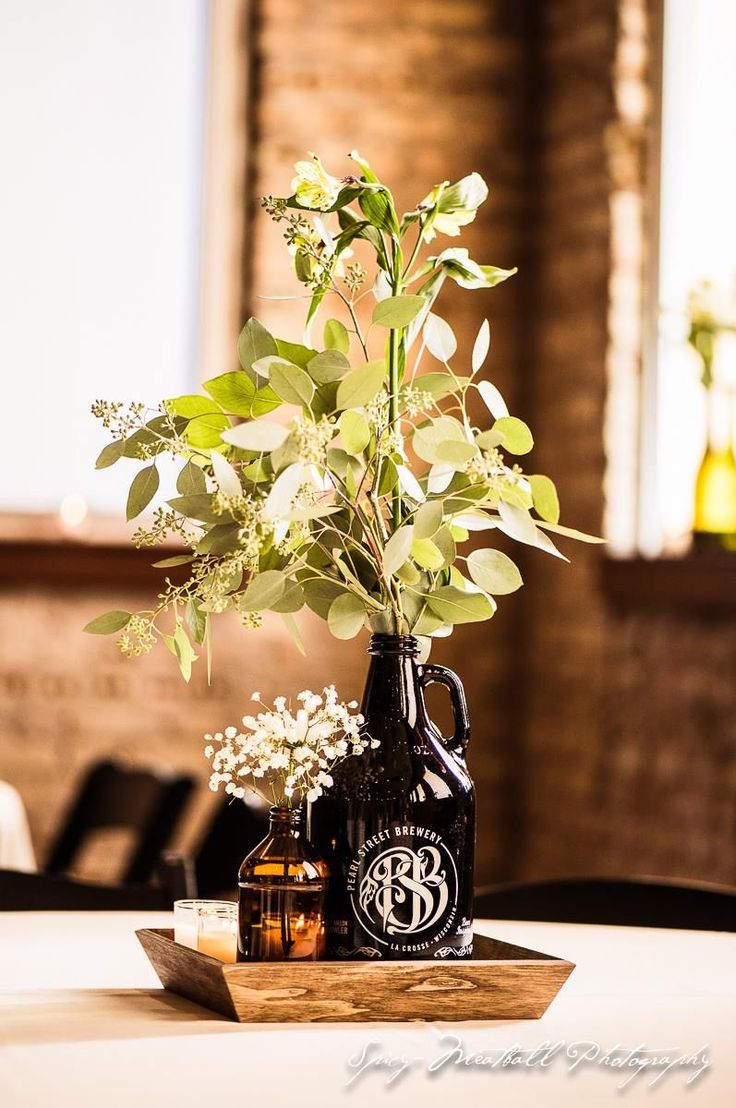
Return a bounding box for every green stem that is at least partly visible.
[386,239,406,632]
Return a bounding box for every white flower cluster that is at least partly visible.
[204,686,377,806]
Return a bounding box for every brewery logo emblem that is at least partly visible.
[347,825,458,951]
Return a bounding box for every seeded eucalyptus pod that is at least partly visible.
[86,150,601,679]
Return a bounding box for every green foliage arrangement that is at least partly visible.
[86,150,601,679]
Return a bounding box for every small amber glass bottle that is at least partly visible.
[237,806,329,961]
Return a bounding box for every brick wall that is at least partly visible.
[3,0,735,889]
[518,0,736,885]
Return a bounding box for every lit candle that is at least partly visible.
[197,930,237,963]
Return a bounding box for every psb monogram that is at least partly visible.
[349,828,458,949]
[359,846,448,934]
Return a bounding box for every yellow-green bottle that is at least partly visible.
[694,386,736,542]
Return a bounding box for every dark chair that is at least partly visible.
[160,798,269,899]
[0,868,174,911]
[194,797,269,897]
[474,876,736,932]
[45,759,195,885]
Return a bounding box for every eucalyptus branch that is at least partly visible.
[88,150,588,675]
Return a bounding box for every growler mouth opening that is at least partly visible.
[368,633,420,657]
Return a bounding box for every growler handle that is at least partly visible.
[419,663,471,760]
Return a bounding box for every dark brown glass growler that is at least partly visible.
[307,634,475,960]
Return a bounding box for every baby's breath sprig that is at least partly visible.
[205,686,377,807]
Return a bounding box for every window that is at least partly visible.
[0,0,245,533]
[641,0,736,555]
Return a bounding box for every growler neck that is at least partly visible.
[362,637,423,721]
[368,633,420,657]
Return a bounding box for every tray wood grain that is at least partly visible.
[136,928,574,1023]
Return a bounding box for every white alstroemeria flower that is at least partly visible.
[417,172,489,242]
[291,152,342,211]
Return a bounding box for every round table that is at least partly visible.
[0,781,36,872]
[0,912,733,1107]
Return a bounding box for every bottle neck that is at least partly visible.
[268,806,301,835]
[706,385,735,454]
[362,634,422,722]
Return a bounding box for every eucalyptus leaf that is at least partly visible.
[427,463,455,494]
[303,578,348,619]
[407,372,467,402]
[177,461,207,496]
[324,318,350,354]
[238,317,277,372]
[395,561,422,585]
[83,610,131,635]
[196,522,241,555]
[475,429,504,451]
[152,555,196,569]
[210,450,242,497]
[168,394,223,420]
[185,413,231,450]
[413,416,468,464]
[339,410,371,454]
[275,338,317,367]
[433,525,456,568]
[379,460,402,501]
[372,295,425,329]
[203,372,256,417]
[185,597,208,644]
[172,623,197,682]
[533,528,570,562]
[308,349,350,385]
[168,494,221,524]
[269,361,315,407]
[497,502,539,545]
[411,536,444,570]
[426,586,495,625]
[413,500,443,539]
[529,474,560,524]
[536,521,605,543]
[397,465,425,503]
[494,415,533,455]
[435,440,477,467]
[95,439,124,469]
[413,607,444,636]
[222,420,290,453]
[423,313,457,362]
[327,593,366,640]
[336,359,385,409]
[471,319,490,373]
[251,354,294,380]
[240,570,287,612]
[263,462,307,521]
[126,465,159,521]
[169,397,229,449]
[477,380,509,419]
[270,579,305,613]
[466,548,523,595]
[250,385,282,418]
[383,524,414,576]
[280,612,306,656]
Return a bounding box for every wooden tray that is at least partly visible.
[136,928,574,1023]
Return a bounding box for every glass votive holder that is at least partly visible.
[174,899,238,963]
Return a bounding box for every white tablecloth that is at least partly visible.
[0,912,733,1107]
[0,782,36,872]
